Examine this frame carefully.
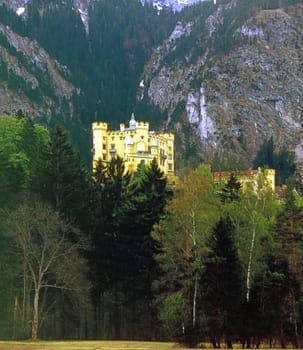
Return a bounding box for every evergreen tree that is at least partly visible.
[89,156,133,338]
[202,216,244,348]
[220,172,242,203]
[253,137,296,186]
[274,187,303,347]
[253,137,275,169]
[40,124,90,227]
[112,159,172,337]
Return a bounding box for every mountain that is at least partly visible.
[0,0,302,176]
[141,0,211,12]
[4,0,212,16]
[138,0,303,172]
[0,0,176,159]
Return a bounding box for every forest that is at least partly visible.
[1,113,303,348]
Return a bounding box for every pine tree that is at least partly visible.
[220,172,242,203]
[202,216,244,348]
[274,187,303,347]
[40,124,90,226]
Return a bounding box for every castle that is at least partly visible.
[92,114,174,176]
[212,168,276,192]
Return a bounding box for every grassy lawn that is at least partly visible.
[0,341,191,350]
[0,341,287,349]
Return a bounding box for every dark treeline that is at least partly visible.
[0,114,171,341]
[1,114,303,349]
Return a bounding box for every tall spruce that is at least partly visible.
[274,187,303,347]
[202,216,244,348]
[114,159,172,337]
[253,137,295,186]
[40,124,90,227]
[89,156,133,339]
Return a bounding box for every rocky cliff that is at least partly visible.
[139,0,303,173]
[0,0,302,174]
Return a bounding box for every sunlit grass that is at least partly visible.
[0,341,288,349]
[0,340,188,350]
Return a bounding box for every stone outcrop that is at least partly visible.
[139,1,303,173]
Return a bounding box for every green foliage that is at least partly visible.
[253,137,296,186]
[153,170,220,346]
[158,292,192,342]
[271,187,303,347]
[202,217,244,348]
[39,124,90,225]
[1,115,303,343]
[219,173,242,203]
[0,114,49,206]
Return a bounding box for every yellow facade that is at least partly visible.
[212,168,275,192]
[92,114,174,176]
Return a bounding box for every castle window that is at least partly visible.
[168,163,173,171]
[103,154,107,161]
[103,144,106,150]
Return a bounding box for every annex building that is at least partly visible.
[92,114,174,176]
[212,168,276,192]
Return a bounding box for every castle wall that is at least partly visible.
[92,117,174,176]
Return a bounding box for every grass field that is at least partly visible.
[0,341,191,350]
[0,341,287,349]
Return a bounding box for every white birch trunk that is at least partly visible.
[246,226,256,302]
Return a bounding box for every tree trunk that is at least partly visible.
[246,226,256,302]
[13,296,18,339]
[193,273,198,328]
[31,286,40,340]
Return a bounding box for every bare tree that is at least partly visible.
[6,199,90,340]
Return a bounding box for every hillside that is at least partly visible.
[139,0,303,172]
[0,0,302,174]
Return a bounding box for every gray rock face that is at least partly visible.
[0,23,79,119]
[139,1,303,173]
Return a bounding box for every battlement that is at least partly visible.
[92,122,108,130]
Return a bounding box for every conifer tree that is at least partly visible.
[220,172,241,203]
[274,187,303,347]
[40,124,90,227]
[202,216,244,348]
[111,159,172,337]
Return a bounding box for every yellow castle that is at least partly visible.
[92,113,174,176]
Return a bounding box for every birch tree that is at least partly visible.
[227,170,278,302]
[6,199,90,340]
[153,168,220,347]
